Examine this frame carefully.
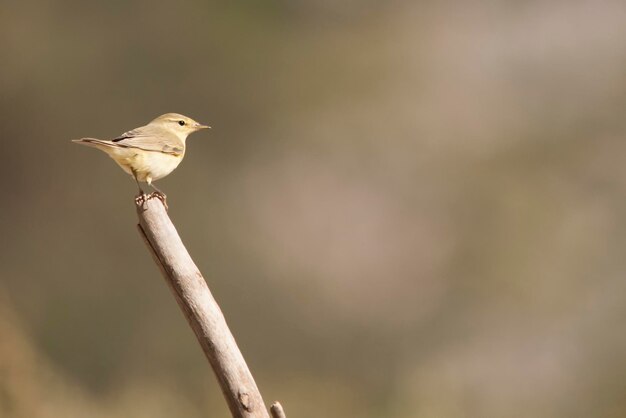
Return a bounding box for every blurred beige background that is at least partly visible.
[1,1,625,417]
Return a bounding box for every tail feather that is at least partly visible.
[72,138,122,155]
[72,138,115,147]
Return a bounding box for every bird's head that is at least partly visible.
[150,113,210,140]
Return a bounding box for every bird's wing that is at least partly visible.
[111,125,184,156]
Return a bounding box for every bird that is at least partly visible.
[73,113,210,208]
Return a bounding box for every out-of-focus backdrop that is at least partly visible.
[1,1,625,417]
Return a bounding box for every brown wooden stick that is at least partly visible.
[136,196,272,418]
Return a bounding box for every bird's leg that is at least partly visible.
[132,169,148,206]
[147,179,168,210]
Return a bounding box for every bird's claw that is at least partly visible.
[134,192,168,211]
[150,191,168,211]
[135,193,148,207]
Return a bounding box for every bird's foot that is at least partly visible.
[148,191,168,211]
[134,191,168,211]
[135,192,149,207]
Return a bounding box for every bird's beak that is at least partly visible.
[194,123,211,130]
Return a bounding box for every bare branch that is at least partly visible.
[136,196,271,418]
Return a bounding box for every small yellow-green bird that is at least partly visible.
[73,113,210,206]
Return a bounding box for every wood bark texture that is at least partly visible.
[136,197,272,418]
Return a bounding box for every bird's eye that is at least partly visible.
[178,120,186,126]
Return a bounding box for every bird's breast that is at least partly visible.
[133,151,184,181]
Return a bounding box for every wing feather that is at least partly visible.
[110,125,184,156]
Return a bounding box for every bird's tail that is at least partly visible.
[72,138,118,153]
